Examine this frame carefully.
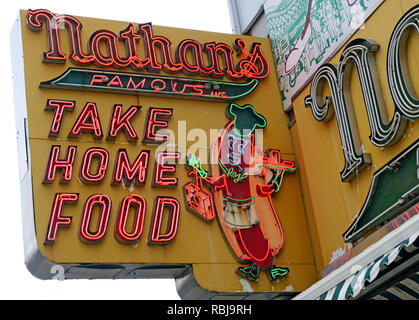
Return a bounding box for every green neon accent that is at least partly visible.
[187,155,208,179]
[262,163,296,171]
[236,264,260,281]
[226,196,255,206]
[218,159,248,183]
[268,165,296,192]
[271,170,285,193]
[227,103,267,137]
[269,266,289,281]
[254,163,295,192]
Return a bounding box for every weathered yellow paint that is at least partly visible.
[291,0,419,274]
[18,10,316,293]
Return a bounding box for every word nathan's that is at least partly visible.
[27,9,269,80]
[43,99,182,245]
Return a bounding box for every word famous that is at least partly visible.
[27,9,269,80]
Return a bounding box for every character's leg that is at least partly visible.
[233,224,274,281]
[267,265,289,281]
[236,264,260,281]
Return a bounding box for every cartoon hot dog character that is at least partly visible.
[184,103,295,281]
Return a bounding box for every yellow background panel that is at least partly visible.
[290,0,418,272]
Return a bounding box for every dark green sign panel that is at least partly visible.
[344,139,419,243]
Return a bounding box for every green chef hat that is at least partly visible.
[227,103,267,136]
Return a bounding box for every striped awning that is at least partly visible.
[318,231,419,300]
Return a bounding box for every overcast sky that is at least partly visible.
[1,0,232,300]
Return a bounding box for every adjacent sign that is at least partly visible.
[304,4,419,241]
[264,0,384,110]
[284,0,418,276]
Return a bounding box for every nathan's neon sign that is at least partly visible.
[26,9,269,80]
[13,7,314,296]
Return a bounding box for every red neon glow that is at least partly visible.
[60,14,94,64]
[127,77,146,89]
[213,128,267,263]
[27,9,66,62]
[176,39,213,74]
[107,105,140,142]
[88,29,131,68]
[43,145,77,184]
[27,9,93,64]
[248,146,281,261]
[184,170,215,221]
[79,147,109,184]
[107,75,123,87]
[205,119,292,267]
[90,74,108,86]
[151,78,166,91]
[119,24,150,69]
[79,194,112,243]
[142,107,173,143]
[68,102,103,139]
[138,23,182,72]
[204,42,243,79]
[171,82,205,95]
[112,149,150,185]
[45,99,75,137]
[115,194,147,243]
[235,40,270,79]
[44,193,79,244]
[148,196,180,245]
[210,91,227,97]
[256,149,295,196]
[239,134,273,262]
[153,152,180,187]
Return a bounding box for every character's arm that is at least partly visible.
[255,149,296,196]
[186,154,228,193]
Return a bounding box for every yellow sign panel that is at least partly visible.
[12,9,317,297]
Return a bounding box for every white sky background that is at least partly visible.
[1,0,232,300]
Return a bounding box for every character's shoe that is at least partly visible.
[236,264,260,281]
[267,265,289,281]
